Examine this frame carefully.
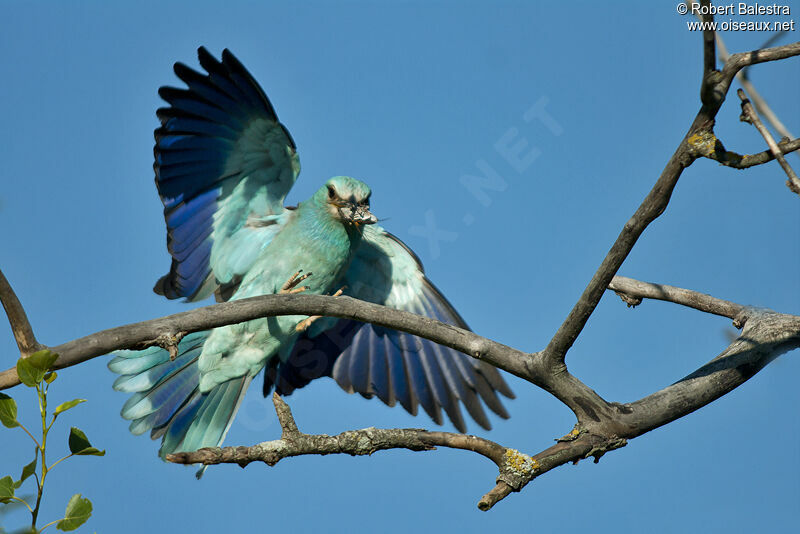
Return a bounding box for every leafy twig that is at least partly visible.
[0,351,101,532]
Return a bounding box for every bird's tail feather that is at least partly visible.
[108,332,251,473]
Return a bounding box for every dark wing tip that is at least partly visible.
[220,48,277,119]
[197,45,212,62]
[220,48,242,70]
[153,273,170,297]
[153,267,192,301]
[481,365,515,399]
[172,61,197,81]
[197,46,225,76]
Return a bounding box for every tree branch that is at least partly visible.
[540,40,800,370]
[164,309,800,511]
[720,42,800,83]
[0,292,532,391]
[540,139,689,370]
[168,392,528,510]
[1,272,798,510]
[738,88,800,194]
[713,31,794,140]
[711,41,800,126]
[608,275,746,323]
[700,0,716,79]
[484,308,800,509]
[620,309,800,435]
[694,135,800,169]
[0,268,42,357]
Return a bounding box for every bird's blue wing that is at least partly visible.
[153,47,300,301]
[269,225,514,432]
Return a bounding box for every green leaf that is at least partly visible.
[53,399,86,417]
[15,351,58,387]
[44,371,57,384]
[67,427,90,453]
[27,350,58,371]
[0,393,18,428]
[67,427,105,456]
[15,358,41,388]
[74,446,104,456]
[14,453,38,489]
[56,494,92,531]
[0,476,15,500]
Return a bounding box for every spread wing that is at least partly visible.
[266,225,515,432]
[153,47,299,301]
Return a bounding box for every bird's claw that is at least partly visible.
[280,270,312,294]
[295,287,345,333]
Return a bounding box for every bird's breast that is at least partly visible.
[235,211,357,299]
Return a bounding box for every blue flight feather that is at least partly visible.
[110,48,515,469]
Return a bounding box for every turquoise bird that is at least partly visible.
[108,47,514,462]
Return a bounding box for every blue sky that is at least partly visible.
[1,1,799,532]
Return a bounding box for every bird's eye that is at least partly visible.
[327,185,336,199]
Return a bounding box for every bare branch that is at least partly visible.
[700,0,716,78]
[272,392,300,439]
[478,482,515,511]
[0,272,797,512]
[488,309,800,509]
[0,268,42,357]
[608,275,746,323]
[540,146,689,369]
[0,292,532,390]
[168,392,521,509]
[619,310,800,435]
[683,27,799,169]
[714,31,794,139]
[540,40,800,369]
[166,308,799,511]
[694,134,800,169]
[738,89,800,194]
[0,267,775,430]
[720,42,800,88]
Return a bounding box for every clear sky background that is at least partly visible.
[1,1,799,532]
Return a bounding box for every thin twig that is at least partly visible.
[714,30,794,140]
[721,42,800,86]
[694,134,800,169]
[0,268,42,357]
[738,89,800,194]
[272,393,300,439]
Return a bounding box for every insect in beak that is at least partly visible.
[339,201,377,226]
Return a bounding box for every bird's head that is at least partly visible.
[317,176,377,227]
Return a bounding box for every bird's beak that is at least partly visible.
[345,203,377,226]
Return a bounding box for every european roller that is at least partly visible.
[108,47,514,463]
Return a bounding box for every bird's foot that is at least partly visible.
[280,270,312,294]
[295,287,345,333]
